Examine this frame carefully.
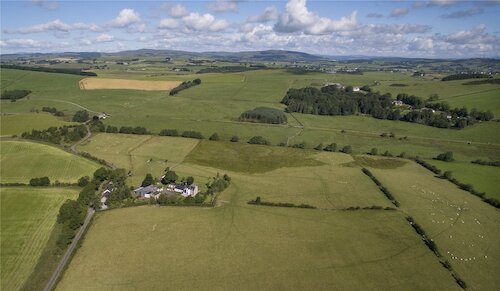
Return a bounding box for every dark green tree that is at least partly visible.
[141,173,154,187]
[162,171,178,184]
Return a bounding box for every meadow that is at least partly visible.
[371,162,500,291]
[0,187,79,291]
[0,140,100,183]
[0,113,76,136]
[79,77,181,90]
[427,159,500,200]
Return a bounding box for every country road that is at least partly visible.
[44,208,95,291]
[70,123,91,154]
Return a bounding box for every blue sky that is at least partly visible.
[1,0,499,57]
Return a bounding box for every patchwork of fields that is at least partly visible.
[55,134,498,289]
[0,66,498,290]
[0,187,79,291]
[0,140,100,184]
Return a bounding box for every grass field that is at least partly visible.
[427,159,500,200]
[0,140,100,183]
[79,77,181,90]
[371,163,500,291]
[0,187,79,291]
[0,113,76,136]
[57,206,459,290]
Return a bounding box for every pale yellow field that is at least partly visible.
[79,78,182,91]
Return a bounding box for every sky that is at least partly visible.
[1,0,499,58]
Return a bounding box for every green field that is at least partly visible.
[0,113,76,136]
[0,187,79,291]
[2,68,499,164]
[371,162,500,291]
[427,159,500,200]
[0,140,100,183]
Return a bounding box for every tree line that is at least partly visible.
[2,64,97,76]
[239,107,288,124]
[281,85,494,129]
[21,125,87,144]
[248,196,316,209]
[442,73,491,81]
[42,106,64,116]
[1,89,31,101]
[169,78,201,96]
[361,168,400,207]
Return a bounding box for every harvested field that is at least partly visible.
[79,77,182,91]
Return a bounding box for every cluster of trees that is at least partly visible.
[21,125,87,144]
[471,159,500,167]
[248,196,316,209]
[442,73,491,81]
[29,177,51,186]
[281,86,393,116]
[435,151,454,162]
[169,78,201,96]
[42,106,64,116]
[248,136,271,145]
[72,110,89,122]
[281,86,494,129]
[239,107,288,124]
[362,168,400,207]
[2,64,97,76]
[1,89,31,101]
[118,126,149,135]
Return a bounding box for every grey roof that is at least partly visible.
[134,185,160,196]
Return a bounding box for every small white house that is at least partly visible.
[167,184,199,197]
[392,100,404,106]
[353,87,360,92]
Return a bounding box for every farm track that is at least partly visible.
[37,98,101,114]
[44,208,95,291]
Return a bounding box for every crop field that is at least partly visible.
[0,113,76,136]
[0,140,100,183]
[427,159,500,200]
[79,77,181,91]
[371,163,500,290]
[0,187,79,291]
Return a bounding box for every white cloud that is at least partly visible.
[208,0,239,13]
[427,0,459,7]
[5,19,102,34]
[390,8,409,17]
[112,9,141,27]
[159,18,180,29]
[247,6,279,23]
[0,38,47,48]
[31,0,59,10]
[274,0,357,35]
[182,12,229,32]
[167,4,189,18]
[96,33,114,43]
[409,37,434,51]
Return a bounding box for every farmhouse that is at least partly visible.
[134,185,161,199]
[392,100,404,106]
[353,87,360,92]
[166,183,199,197]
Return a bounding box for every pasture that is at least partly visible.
[77,133,200,186]
[57,206,458,290]
[427,159,500,200]
[79,77,181,91]
[0,187,79,291]
[371,163,500,291]
[0,140,100,183]
[0,113,76,136]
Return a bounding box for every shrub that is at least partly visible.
[72,110,89,122]
[435,151,454,162]
[209,133,220,141]
[230,135,239,142]
[239,107,287,124]
[341,145,352,154]
[77,176,90,187]
[29,177,51,186]
[323,143,337,152]
[248,136,270,145]
[159,129,179,136]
